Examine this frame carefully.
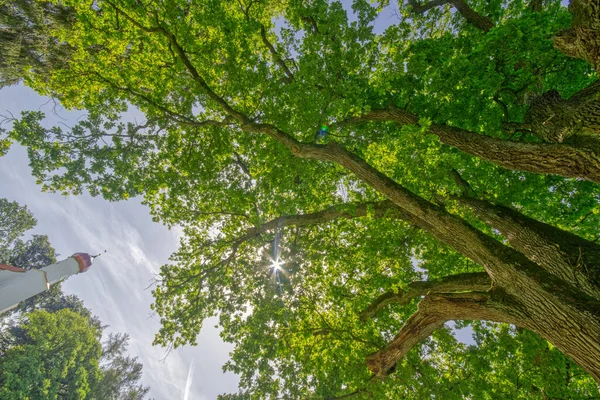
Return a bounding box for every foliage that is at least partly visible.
[0,312,149,400]
[3,0,600,398]
[8,234,57,270]
[0,197,36,261]
[0,0,75,88]
[0,309,102,400]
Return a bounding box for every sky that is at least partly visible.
[0,84,240,399]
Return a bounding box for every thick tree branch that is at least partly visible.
[365,291,522,377]
[344,105,600,184]
[407,0,494,32]
[553,0,600,77]
[359,272,491,322]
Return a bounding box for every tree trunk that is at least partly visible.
[286,141,600,381]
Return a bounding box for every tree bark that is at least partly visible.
[553,0,600,77]
[458,196,600,298]
[525,80,600,144]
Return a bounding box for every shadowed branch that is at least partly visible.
[359,272,491,322]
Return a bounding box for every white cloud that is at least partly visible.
[183,360,195,400]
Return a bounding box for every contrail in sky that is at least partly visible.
[183,360,195,400]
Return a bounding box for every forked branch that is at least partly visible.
[365,291,519,377]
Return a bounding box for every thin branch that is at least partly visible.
[571,210,595,228]
[359,271,491,321]
[326,387,370,400]
[186,209,251,221]
[95,73,231,128]
[260,24,294,83]
[449,0,494,32]
[530,0,543,12]
[407,0,448,14]
[301,15,320,34]
[232,151,253,179]
[493,93,510,122]
[239,200,407,244]
[450,168,472,196]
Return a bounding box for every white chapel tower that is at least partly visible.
[0,253,98,314]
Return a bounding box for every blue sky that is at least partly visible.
[0,84,240,399]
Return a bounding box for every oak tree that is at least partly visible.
[4,0,600,397]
